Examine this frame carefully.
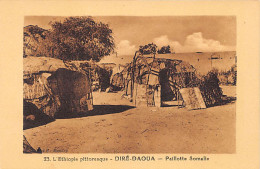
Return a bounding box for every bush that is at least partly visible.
[157,45,171,54]
[139,43,157,55]
[218,65,237,85]
[198,69,223,106]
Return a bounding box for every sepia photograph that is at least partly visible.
[23,16,237,154]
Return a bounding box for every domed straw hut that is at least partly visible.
[114,52,222,109]
[23,57,93,127]
[69,61,115,92]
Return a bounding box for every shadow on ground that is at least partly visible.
[23,101,55,130]
[24,105,135,129]
[23,119,55,130]
[161,96,236,108]
[207,96,236,108]
[55,105,135,119]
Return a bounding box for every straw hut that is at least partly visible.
[68,61,115,92]
[23,135,39,153]
[118,53,198,107]
[113,52,222,109]
[23,57,93,126]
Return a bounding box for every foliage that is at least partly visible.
[139,43,157,55]
[157,45,171,54]
[218,65,237,85]
[198,69,223,106]
[23,25,49,57]
[24,17,115,61]
[138,44,172,55]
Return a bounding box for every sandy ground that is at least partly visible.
[24,86,236,153]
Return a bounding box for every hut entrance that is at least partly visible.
[159,69,178,106]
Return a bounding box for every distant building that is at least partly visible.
[147,51,236,75]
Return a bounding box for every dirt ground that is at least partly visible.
[24,86,236,153]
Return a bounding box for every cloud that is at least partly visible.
[116,40,137,55]
[153,32,235,53]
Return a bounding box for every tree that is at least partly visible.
[23,25,49,57]
[158,45,171,54]
[24,17,115,61]
[139,43,157,55]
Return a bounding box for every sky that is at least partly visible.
[24,16,236,55]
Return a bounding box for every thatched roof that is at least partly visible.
[133,55,196,74]
[23,56,66,75]
[175,60,196,73]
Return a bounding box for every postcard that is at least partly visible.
[0,1,259,169]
